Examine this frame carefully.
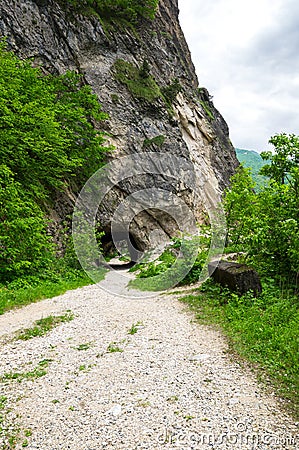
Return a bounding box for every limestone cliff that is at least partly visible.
[0,0,239,252]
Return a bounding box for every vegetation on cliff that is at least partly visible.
[113,58,182,113]
[60,0,159,24]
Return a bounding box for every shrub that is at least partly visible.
[113,59,162,102]
[161,78,182,106]
[61,0,159,24]
[143,135,165,148]
[0,43,110,283]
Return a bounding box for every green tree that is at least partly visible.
[224,166,256,248]
[260,133,299,195]
[0,165,53,282]
[0,46,109,199]
[0,44,110,283]
[224,134,299,277]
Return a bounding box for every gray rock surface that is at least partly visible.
[0,0,239,250]
[208,260,263,296]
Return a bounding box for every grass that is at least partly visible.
[0,359,51,383]
[128,321,143,335]
[74,342,93,351]
[179,278,299,418]
[15,311,74,341]
[199,100,214,121]
[0,273,96,315]
[114,59,163,103]
[107,342,124,353]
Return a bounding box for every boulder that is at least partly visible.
[208,260,262,296]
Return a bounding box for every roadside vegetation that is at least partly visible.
[15,311,74,341]
[0,43,108,313]
[130,133,299,416]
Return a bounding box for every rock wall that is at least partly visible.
[0,0,239,251]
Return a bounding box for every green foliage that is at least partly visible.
[224,166,256,249]
[107,342,124,353]
[135,249,176,279]
[0,46,109,195]
[15,311,74,341]
[1,360,51,383]
[0,43,110,285]
[143,135,165,148]
[114,59,162,102]
[260,133,299,192]
[180,278,299,417]
[130,233,210,291]
[199,100,214,121]
[61,0,159,24]
[74,342,93,351]
[128,321,143,334]
[114,60,182,114]
[161,78,182,106]
[225,136,299,276]
[0,165,53,282]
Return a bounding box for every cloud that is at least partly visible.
[178,0,299,151]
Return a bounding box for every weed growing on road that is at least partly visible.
[74,342,93,351]
[128,321,143,335]
[107,342,124,353]
[0,359,51,383]
[15,311,74,341]
[0,395,33,449]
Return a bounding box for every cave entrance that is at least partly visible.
[101,230,142,269]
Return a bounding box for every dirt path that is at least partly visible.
[0,271,298,449]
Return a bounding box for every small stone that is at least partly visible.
[190,354,210,362]
[107,405,122,416]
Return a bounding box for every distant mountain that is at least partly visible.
[235,148,269,190]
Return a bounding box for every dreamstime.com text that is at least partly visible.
[157,427,299,448]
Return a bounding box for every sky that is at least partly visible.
[178,0,299,152]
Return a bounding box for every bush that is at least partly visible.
[161,78,182,106]
[0,43,110,283]
[114,59,162,102]
[130,233,210,291]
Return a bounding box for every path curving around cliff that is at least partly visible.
[0,270,298,449]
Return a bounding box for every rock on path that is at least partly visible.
[0,270,298,450]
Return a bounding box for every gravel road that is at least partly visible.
[0,270,298,450]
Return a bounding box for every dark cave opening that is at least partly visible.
[101,230,142,269]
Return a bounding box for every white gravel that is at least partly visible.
[0,270,298,449]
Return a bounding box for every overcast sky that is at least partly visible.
[178,0,299,152]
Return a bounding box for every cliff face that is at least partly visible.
[0,0,238,252]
